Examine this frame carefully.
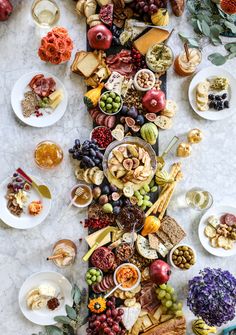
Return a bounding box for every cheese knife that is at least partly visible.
[83,227,117,262]
[222,326,236,335]
[16,168,51,199]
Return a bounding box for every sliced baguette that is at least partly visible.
[161,100,178,117]
[196,81,210,97]
[154,115,173,130]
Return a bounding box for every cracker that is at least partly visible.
[204,225,216,238]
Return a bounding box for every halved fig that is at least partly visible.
[145,113,157,122]
[132,157,140,169]
[125,117,136,127]
[123,158,133,171]
[131,125,140,132]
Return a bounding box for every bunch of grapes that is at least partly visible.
[156,284,184,318]
[69,139,104,170]
[133,0,167,15]
[131,48,147,71]
[87,298,126,335]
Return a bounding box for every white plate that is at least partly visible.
[198,205,236,257]
[11,71,68,127]
[188,67,236,120]
[0,176,51,229]
[19,271,73,325]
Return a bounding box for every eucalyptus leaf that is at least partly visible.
[54,316,72,325]
[178,33,199,48]
[227,53,236,60]
[197,20,203,33]
[45,326,63,335]
[72,284,81,305]
[229,46,236,53]
[187,1,196,14]
[224,21,236,34]
[225,43,236,51]
[210,37,222,46]
[201,20,211,36]
[66,305,77,320]
[208,53,227,66]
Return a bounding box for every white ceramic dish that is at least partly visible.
[188,67,236,121]
[198,205,236,257]
[0,175,51,229]
[70,184,93,208]
[11,71,68,127]
[168,244,197,270]
[19,271,73,325]
[134,69,156,92]
[114,263,141,292]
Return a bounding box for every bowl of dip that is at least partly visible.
[146,43,174,73]
[114,263,141,291]
[70,184,93,208]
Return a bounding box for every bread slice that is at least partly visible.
[196,81,210,97]
[71,51,87,74]
[161,216,186,245]
[73,52,100,78]
[161,100,178,118]
[154,115,173,130]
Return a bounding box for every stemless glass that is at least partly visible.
[34,140,63,169]
[31,0,60,28]
[185,188,213,211]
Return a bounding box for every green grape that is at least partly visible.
[177,302,183,310]
[151,186,158,192]
[165,293,171,300]
[155,288,161,294]
[165,300,173,308]
[143,195,150,201]
[143,184,150,192]
[175,310,184,317]
[134,191,140,197]
[161,298,167,306]
[172,294,177,302]
[86,273,91,279]
[158,290,166,299]
[137,199,143,206]
[140,188,146,196]
[92,276,97,282]
[166,285,174,294]
[172,303,178,311]
[146,201,153,207]
[96,270,100,276]
[159,284,167,290]
[143,200,150,206]
[90,269,96,275]
[149,179,155,188]
[141,204,147,211]
[87,279,92,285]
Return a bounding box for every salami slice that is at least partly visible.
[224,214,236,226]
[220,214,227,225]
[91,283,100,294]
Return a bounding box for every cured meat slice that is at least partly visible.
[224,214,236,226]
[29,74,56,97]
[106,49,135,77]
[29,74,44,89]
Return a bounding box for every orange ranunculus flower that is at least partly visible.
[52,27,68,38]
[45,43,57,57]
[41,37,48,48]
[46,35,57,44]
[65,37,73,50]
[61,50,71,62]
[38,47,48,62]
[50,53,62,64]
[55,38,67,54]
[47,31,54,38]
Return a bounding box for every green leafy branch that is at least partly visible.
[32,285,88,335]
[185,0,236,65]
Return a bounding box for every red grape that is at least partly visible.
[107,317,113,325]
[112,324,120,333]
[104,327,111,334]
[118,309,124,316]
[94,320,101,327]
[99,314,107,322]
[106,309,112,317]
[111,309,118,317]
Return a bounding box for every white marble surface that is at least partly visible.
[0,1,236,334]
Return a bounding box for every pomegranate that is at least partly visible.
[149,260,171,285]
[0,0,13,21]
[142,88,166,113]
[87,24,113,50]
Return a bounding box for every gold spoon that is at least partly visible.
[156,136,179,169]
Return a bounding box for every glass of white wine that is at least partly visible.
[31,0,60,28]
[185,188,213,211]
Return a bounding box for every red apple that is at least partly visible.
[0,0,13,21]
[149,260,171,285]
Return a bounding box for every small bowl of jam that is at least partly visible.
[70,184,93,208]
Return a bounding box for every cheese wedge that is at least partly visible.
[133,28,169,55]
[85,227,112,247]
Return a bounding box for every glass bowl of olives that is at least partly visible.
[99,91,123,115]
[169,244,197,271]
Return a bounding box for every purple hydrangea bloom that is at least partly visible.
[187,268,236,327]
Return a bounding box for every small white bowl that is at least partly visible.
[114,263,141,291]
[70,184,93,208]
[168,244,197,271]
[99,91,123,116]
[90,126,113,151]
[134,69,156,92]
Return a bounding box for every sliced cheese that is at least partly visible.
[85,226,112,247]
[133,28,169,55]
[50,95,63,109]
[49,89,63,102]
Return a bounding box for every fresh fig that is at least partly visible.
[98,194,109,205]
[136,115,145,125]
[131,125,140,133]
[132,157,140,169]
[125,117,135,127]
[123,158,133,171]
[145,113,157,122]
[92,187,102,199]
[127,106,138,119]
[111,192,121,201]
[130,196,138,205]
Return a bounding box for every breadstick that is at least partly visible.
[145,192,166,217]
[157,182,175,213]
[158,182,177,220]
[160,162,181,194]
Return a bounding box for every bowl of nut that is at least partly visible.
[134,69,156,92]
[169,244,197,271]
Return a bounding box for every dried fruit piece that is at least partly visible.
[123,158,133,171]
[145,113,157,122]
